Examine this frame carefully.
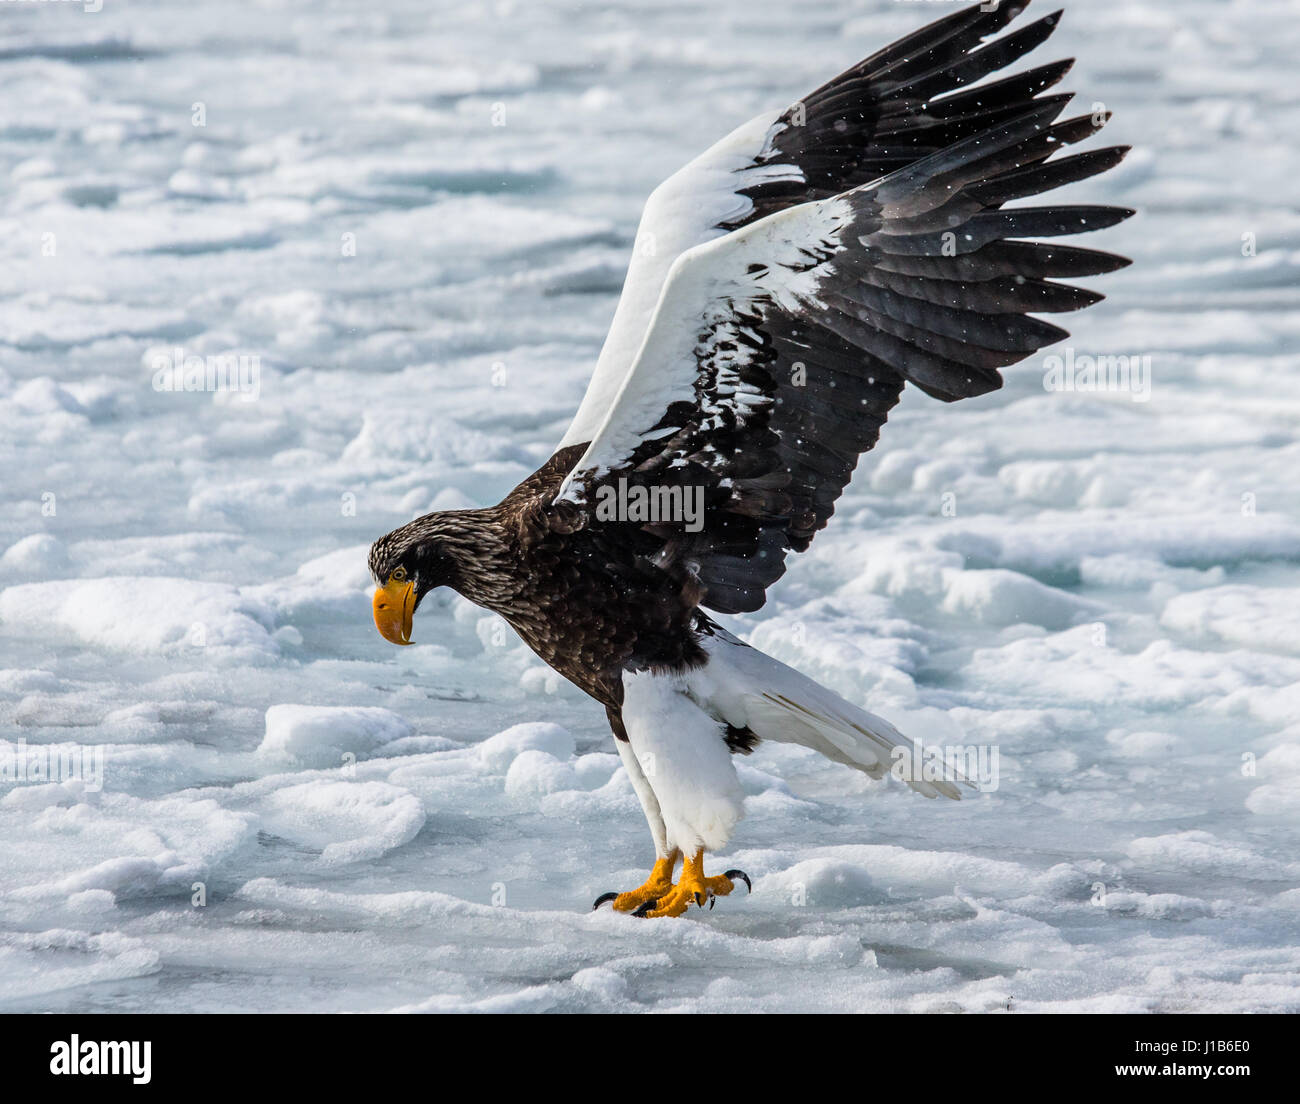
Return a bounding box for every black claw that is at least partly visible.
[592,891,619,911]
[708,896,716,910]
[694,892,704,907]
[724,869,752,894]
[632,898,658,918]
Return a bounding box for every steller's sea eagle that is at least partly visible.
[368,0,1131,917]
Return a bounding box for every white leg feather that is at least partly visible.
[612,731,671,859]
[620,667,745,854]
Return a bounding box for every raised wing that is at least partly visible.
[559,0,1069,450]
[556,83,1132,613]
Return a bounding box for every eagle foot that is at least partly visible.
[634,852,751,919]
[592,852,679,912]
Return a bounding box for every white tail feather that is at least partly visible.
[687,623,967,800]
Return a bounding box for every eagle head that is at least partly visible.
[367,515,460,646]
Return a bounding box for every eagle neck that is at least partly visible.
[434,507,520,613]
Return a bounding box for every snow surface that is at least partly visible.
[1,0,1299,1013]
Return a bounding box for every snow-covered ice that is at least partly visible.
[1,0,1298,1013]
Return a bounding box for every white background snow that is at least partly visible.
[1,0,1298,1013]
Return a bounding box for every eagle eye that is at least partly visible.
[391,566,407,583]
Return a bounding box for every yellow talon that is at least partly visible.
[596,851,679,912]
[594,850,751,917]
[642,850,737,918]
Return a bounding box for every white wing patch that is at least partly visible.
[557,194,855,501]
[557,108,799,450]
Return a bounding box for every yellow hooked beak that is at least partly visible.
[372,577,415,646]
